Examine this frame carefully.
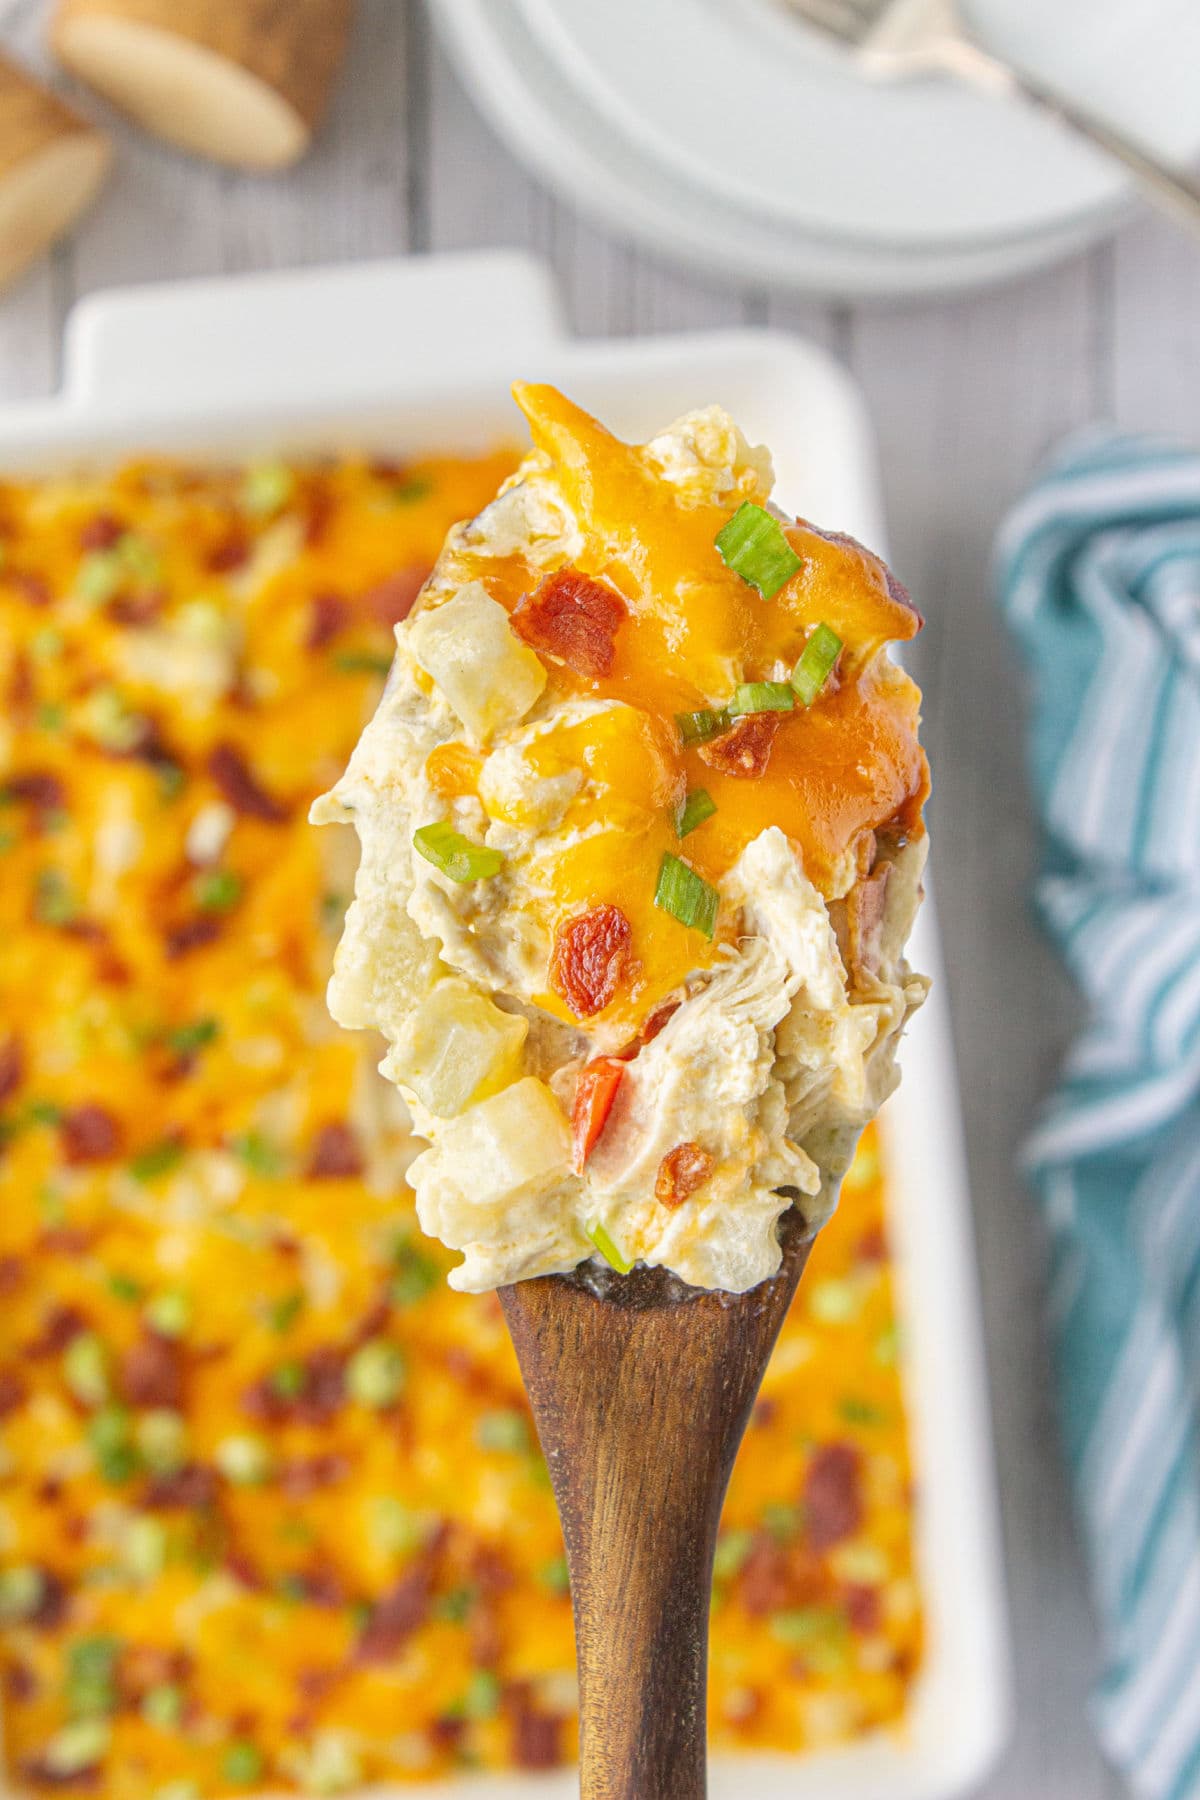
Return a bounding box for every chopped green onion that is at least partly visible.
[271,1361,306,1399]
[124,1515,167,1581]
[838,1395,888,1427]
[37,702,66,733]
[346,1339,406,1409]
[762,1500,803,1541]
[66,1636,120,1719]
[768,1606,848,1649]
[475,1409,529,1454]
[64,1331,111,1408]
[0,1565,46,1623]
[265,1291,304,1334]
[333,650,393,676]
[653,853,719,940]
[676,788,716,838]
[390,1233,440,1306]
[88,1406,139,1483]
[136,1409,188,1475]
[43,1720,111,1775]
[166,1017,219,1057]
[215,1433,272,1486]
[391,476,432,505]
[674,707,730,748]
[370,1497,429,1558]
[106,1271,143,1304]
[193,868,243,913]
[242,461,295,517]
[413,821,503,884]
[712,1528,755,1581]
[130,1140,185,1184]
[433,1585,475,1624]
[791,623,843,706]
[585,1218,633,1275]
[232,1131,286,1177]
[141,1684,185,1730]
[222,1742,264,1786]
[538,1555,571,1596]
[34,867,77,926]
[455,1670,501,1721]
[145,1288,191,1337]
[715,502,802,600]
[728,681,795,716]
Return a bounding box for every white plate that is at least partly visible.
[0,253,1011,1798]
[430,0,1200,296]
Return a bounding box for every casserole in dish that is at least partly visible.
[0,252,1009,1799]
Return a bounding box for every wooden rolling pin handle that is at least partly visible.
[501,1214,815,1799]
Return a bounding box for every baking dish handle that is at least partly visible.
[61,252,568,414]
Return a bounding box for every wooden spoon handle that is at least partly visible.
[501,1216,815,1799]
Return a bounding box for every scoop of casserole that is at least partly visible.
[312,387,928,1292]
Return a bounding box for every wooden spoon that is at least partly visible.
[500,1201,817,1800]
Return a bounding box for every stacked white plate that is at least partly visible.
[429,0,1200,297]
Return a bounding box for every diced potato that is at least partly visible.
[408,582,546,744]
[414,1078,571,1220]
[383,979,527,1117]
[327,885,441,1040]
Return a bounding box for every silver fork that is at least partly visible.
[794,0,1200,240]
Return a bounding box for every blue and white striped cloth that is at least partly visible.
[996,431,1200,1800]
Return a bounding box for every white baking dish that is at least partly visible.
[0,251,1011,1799]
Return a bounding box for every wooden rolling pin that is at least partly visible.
[0,53,109,294]
[50,0,354,171]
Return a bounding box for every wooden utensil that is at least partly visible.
[500,1201,818,1800]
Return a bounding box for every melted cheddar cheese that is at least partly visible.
[318,392,930,1293]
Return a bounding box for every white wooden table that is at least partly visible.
[5,4,1199,1795]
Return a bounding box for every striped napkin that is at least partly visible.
[996,431,1200,1800]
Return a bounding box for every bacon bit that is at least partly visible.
[5,771,65,816]
[365,565,428,627]
[737,1534,821,1617]
[470,1597,503,1667]
[306,591,348,650]
[225,1552,265,1592]
[298,1568,348,1608]
[6,1662,36,1701]
[856,1223,887,1264]
[80,512,126,551]
[208,743,289,823]
[803,1443,863,1550]
[843,1582,883,1634]
[207,531,251,574]
[655,1143,714,1208]
[142,1464,219,1510]
[512,567,627,678]
[511,1704,564,1771]
[59,1104,121,1165]
[277,1454,349,1500]
[845,864,891,984]
[0,1255,23,1295]
[429,1716,467,1754]
[165,916,222,959]
[0,1370,26,1417]
[571,1058,625,1174]
[120,1644,190,1700]
[243,1347,346,1427]
[356,1564,433,1662]
[121,1333,183,1409]
[25,1305,88,1358]
[8,649,33,712]
[0,1037,22,1108]
[752,1396,778,1429]
[38,1227,95,1256]
[699,711,780,778]
[296,1667,339,1704]
[107,592,163,628]
[303,485,335,548]
[550,903,632,1019]
[306,1121,364,1179]
[22,1756,102,1788]
[9,571,51,607]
